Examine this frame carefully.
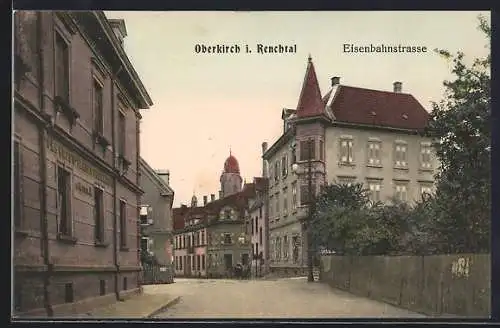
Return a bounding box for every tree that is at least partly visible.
[310,183,370,254]
[426,15,491,253]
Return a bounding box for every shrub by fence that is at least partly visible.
[319,253,490,317]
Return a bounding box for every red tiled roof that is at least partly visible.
[329,86,429,130]
[295,57,324,118]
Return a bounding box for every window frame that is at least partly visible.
[394,141,408,169]
[57,165,73,237]
[92,77,105,135]
[119,199,127,249]
[420,142,433,170]
[93,185,105,243]
[54,29,71,104]
[117,108,127,158]
[367,140,382,166]
[339,137,354,164]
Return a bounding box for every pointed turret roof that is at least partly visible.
[295,56,325,118]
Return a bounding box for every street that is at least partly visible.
[147,277,426,318]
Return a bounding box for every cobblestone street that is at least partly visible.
[149,278,426,318]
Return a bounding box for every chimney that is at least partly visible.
[210,194,215,202]
[203,195,208,206]
[261,142,268,178]
[393,81,402,93]
[219,190,223,199]
[108,19,127,47]
[331,76,340,86]
[156,169,170,185]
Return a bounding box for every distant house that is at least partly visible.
[138,158,175,283]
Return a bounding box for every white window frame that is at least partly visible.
[420,142,433,170]
[367,140,381,166]
[394,141,408,168]
[394,183,408,202]
[340,137,354,164]
[367,181,381,203]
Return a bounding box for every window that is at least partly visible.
[94,187,104,243]
[367,141,381,166]
[319,139,324,161]
[140,205,152,225]
[99,279,106,296]
[283,235,289,259]
[420,143,432,169]
[179,256,183,270]
[55,32,69,102]
[300,183,316,205]
[140,237,149,253]
[201,231,205,245]
[201,254,206,270]
[64,283,74,303]
[283,187,288,215]
[275,192,280,217]
[339,138,353,164]
[275,237,281,260]
[300,140,315,161]
[118,110,126,157]
[420,184,433,198]
[292,235,299,263]
[274,161,280,183]
[251,218,254,234]
[291,182,297,210]
[14,141,23,229]
[394,142,408,168]
[269,195,273,217]
[223,233,232,245]
[394,183,408,202]
[93,80,104,134]
[367,181,381,203]
[197,255,201,270]
[57,166,72,236]
[259,227,263,244]
[259,207,262,219]
[119,200,127,248]
[291,146,296,165]
[281,155,288,177]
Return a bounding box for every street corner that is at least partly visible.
[146,296,182,318]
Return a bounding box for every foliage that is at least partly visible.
[310,16,491,256]
[427,14,491,253]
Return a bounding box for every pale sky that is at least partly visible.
[104,11,490,207]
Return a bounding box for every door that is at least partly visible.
[224,254,233,270]
[185,256,191,276]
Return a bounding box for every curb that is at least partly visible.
[145,296,181,318]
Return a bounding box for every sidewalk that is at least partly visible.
[86,293,181,318]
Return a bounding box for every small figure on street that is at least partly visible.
[234,263,243,279]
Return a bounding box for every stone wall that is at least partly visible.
[319,254,491,317]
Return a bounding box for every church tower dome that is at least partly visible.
[220,149,243,198]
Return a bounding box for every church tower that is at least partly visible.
[220,150,243,198]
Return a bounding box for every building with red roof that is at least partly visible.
[263,56,439,277]
[172,153,268,278]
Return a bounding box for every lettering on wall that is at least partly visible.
[75,182,93,197]
[47,137,112,186]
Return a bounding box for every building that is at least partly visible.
[246,176,269,277]
[13,11,152,315]
[263,56,438,277]
[172,152,257,278]
[138,159,174,283]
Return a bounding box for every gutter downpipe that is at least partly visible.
[112,66,123,301]
[37,12,53,317]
